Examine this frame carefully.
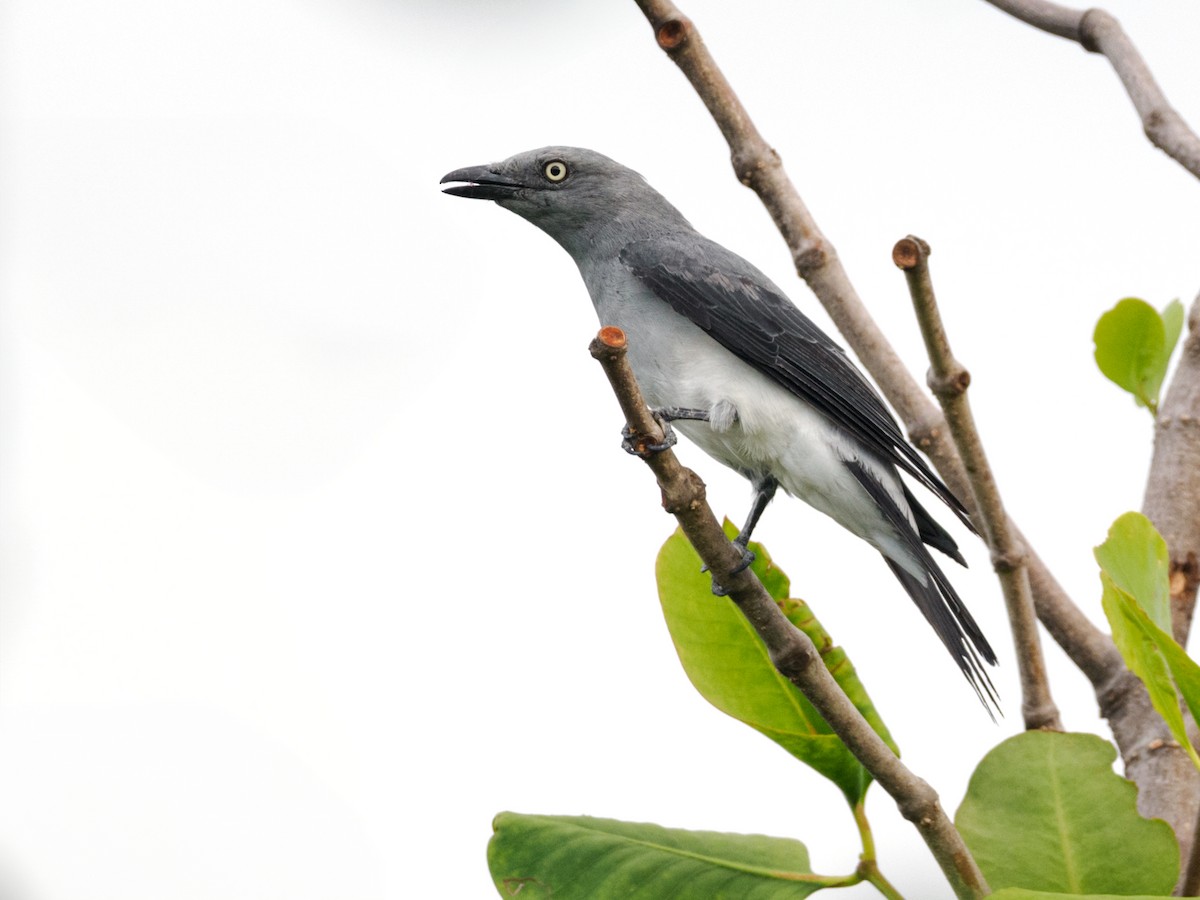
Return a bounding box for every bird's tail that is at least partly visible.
[844,460,999,716]
[882,556,1000,717]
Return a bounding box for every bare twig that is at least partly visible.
[977,0,1079,38]
[894,237,1062,732]
[588,326,990,900]
[981,1,1200,180]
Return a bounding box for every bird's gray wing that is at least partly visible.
[620,233,972,527]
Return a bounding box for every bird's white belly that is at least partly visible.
[607,303,847,504]
[595,292,917,563]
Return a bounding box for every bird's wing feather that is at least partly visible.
[620,233,972,528]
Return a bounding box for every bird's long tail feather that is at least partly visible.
[882,558,999,717]
[845,461,1000,716]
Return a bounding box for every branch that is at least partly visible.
[981,0,1200,181]
[631,0,1117,688]
[1138,294,1200,884]
[894,237,1062,732]
[1144,294,1200,645]
[588,326,990,900]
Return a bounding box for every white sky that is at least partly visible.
[2,1,1198,897]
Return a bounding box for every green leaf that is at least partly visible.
[1152,623,1200,747]
[1095,513,1200,771]
[487,812,820,899]
[1094,511,1171,633]
[1093,297,1181,414]
[655,525,896,807]
[1101,572,1200,771]
[955,731,1178,895]
[1161,298,1185,361]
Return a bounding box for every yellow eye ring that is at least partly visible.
[543,160,569,183]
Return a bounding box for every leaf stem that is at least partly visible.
[852,800,905,900]
[863,866,905,900]
[778,871,863,889]
[853,799,878,861]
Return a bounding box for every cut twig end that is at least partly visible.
[589,327,629,364]
[892,236,931,270]
[597,325,627,349]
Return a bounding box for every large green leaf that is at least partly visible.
[487,812,820,899]
[1093,297,1183,414]
[656,526,896,806]
[1095,511,1171,632]
[955,732,1178,894]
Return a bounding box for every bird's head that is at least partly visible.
[440,146,687,255]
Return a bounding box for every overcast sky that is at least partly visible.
[2,1,1198,897]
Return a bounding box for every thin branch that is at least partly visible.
[894,237,1062,733]
[588,326,990,900]
[631,0,1117,688]
[981,0,1200,180]
[977,0,1089,40]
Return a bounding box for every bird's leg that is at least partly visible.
[705,476,779,596]
[621,407,712,457]
[732,476,778,556]
[620,406,775,597]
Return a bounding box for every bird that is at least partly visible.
[441,146,998,712]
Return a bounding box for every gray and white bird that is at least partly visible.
[441,146,998,710]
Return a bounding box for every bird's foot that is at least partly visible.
[701,541,756,596]
[621,412,677,458]
[730,540,757,575]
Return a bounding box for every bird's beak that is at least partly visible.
[440,164,524,200]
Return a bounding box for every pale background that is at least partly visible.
[2,1,1198,897]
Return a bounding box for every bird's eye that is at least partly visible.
[543,160,569,183]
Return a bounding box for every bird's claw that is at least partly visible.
[730,539,756,574]
[621,413,677,458]
[701,543,756,595]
